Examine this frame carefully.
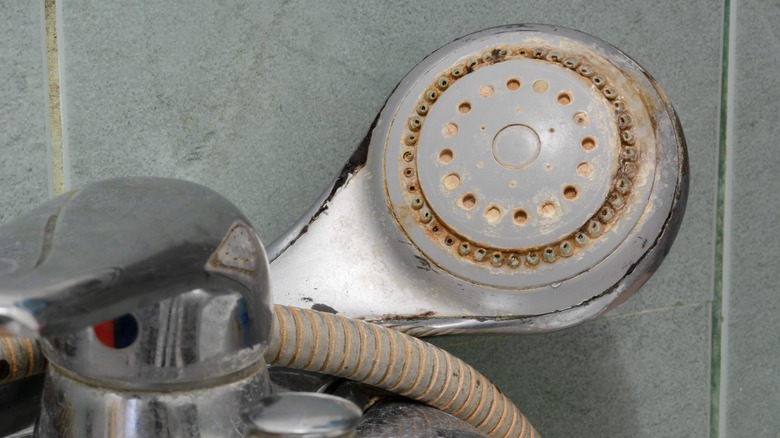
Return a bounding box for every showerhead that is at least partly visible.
[270,24,688,335]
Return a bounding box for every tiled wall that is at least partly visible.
[0,2,49,223]
[1,0,776,436]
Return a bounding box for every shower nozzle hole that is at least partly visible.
[458,101,472,114]
[442,123,458,139]
[506,78,521,90]
[443,173,461,190]
[459,194,476,210]
[439,149,454,164]
[581,136,596,151]
[533,80,549,93]
[557,91,572,105]
[540,201,557,218]
[479,85,495,98]
[577,162,594,177]
[563,185,579,200]
[513,209,528,225]
[484,206,501,225]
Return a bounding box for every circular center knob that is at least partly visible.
[491,124,541,170]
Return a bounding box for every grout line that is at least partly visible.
[712,0,736,436]
[432,303,708,350]
[44,0,65,196]
[594,302,706,322]
[719,0,737,435]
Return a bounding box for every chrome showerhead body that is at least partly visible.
[270,24,688,334]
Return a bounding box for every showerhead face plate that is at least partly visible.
[385,43,655,290]
[272,24,688,333]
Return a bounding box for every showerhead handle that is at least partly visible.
[269,24,688,335]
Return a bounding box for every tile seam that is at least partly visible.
[433,303,709,350]
[712,0,736,435]
[44,0,65,196]
[594,302,707,322]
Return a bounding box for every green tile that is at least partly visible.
[0,2,50,223]
[724,1,780,435]
[432,304,710,438]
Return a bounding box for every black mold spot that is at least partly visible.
[312,304,338,314]
[0,359,9,380]
[414,255,432,272]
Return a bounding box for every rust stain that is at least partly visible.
[376,311,436,322]
[311,303,338,314]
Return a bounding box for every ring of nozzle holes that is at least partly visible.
[398,46,642,270]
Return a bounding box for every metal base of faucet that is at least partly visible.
[35,360,271,438]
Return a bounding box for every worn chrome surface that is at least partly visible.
[270,24,688,334]
[267,367,385,423]
[0,177,275,437]
[38,359,271,437]
[4,427,33,438]
[244,392,362,438]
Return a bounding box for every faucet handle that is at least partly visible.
[0,177,274,386]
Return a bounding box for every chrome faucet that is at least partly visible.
[0,177,274,437]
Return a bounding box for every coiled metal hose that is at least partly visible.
[0,335,46,385]
[0,305,538,438]
[267,306,536,438]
